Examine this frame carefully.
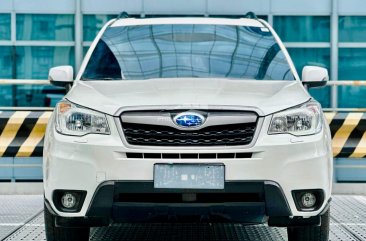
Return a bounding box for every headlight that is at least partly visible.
[55,100,110,136]
[268,102,322,136]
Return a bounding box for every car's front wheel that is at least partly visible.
[44,203,90,241]
[287,208,330,241]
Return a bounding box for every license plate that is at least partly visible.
[154,164,225,189]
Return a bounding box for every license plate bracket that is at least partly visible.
[154,163,225,190]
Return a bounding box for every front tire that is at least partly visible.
[44,203,90,241]
[287,208,330,241]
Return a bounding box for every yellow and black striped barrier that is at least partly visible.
[0,111,52,157]
[325,112,366,158]
[0,110,365,158]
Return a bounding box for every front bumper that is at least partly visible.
[87,181,290,223]
[43,115,333,219]
[46,181,330,227]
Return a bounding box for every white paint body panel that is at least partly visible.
[66,79,310,116]
[44,17,333,220]
[44,114,333,218]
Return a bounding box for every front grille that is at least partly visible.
[121,122,257,146]
[126,152,253,159]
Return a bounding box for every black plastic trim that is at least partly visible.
[121,121,257,147]
[268,215,321,227]
[320,197,332,215]
[45,196,110,228]
[291,189,325,212]
[86,181,292,221]
[114,181,261,194]
[268,197,331,227]
[303,80,328,88]
[112,202,266,223]
[52,190,87,213]
[86,181,115,218]
[50,80,70,87]
[55,216,110,228]
[44,198,58,216]
[264,181,292,216]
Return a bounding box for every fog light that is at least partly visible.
[292,189,324,212]
[301,192,316,208]
[61,193,77,209]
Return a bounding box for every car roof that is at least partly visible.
[110,17,265,28]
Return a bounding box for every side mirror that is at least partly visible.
[302,66,329,88]
[48,66,74,88]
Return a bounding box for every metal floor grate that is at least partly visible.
[4,214,44,241]
[330,196,366,241]
[1,195,366,241]
[0,195,43,241]
[89,223,287,241]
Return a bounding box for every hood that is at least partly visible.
[66,78,311,116]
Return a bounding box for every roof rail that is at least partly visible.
[118,11,129,19]
[244,12,258,19]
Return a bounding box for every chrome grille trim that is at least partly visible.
[121,111,257,131]
[120,109,259,147]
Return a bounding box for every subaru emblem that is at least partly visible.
[173,112,205,128]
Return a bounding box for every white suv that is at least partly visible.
[43,14,333,241]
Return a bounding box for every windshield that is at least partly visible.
[82,24,295,81]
